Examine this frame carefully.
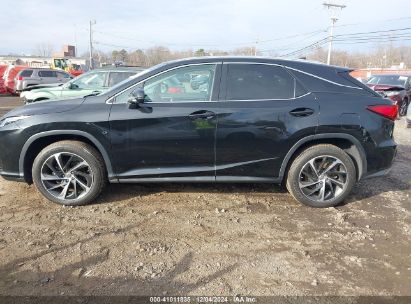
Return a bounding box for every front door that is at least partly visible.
[215,63,319,181]
[109,63,221,181]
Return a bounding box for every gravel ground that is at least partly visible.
[0,96,410,296]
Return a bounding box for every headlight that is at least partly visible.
[0,116,30,128]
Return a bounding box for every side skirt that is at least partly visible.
[113,176,279,184]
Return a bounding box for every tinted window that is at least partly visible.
[20,70,33,77]
[226,64,295,100]
[71,71,106,89]
[38,70,57,77]
[108,72,135,87]
[144,64,216,102]
[114,65,216,104]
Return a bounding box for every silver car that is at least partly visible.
[14,68,72,93]
[406,103,411,128]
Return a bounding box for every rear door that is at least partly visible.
[215,62,319,181]
[38,70,58,85]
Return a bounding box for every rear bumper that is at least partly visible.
[362,143,397,180]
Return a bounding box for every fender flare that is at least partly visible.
[19,130,114,179]
[278,133,367,181]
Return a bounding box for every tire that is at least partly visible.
[286,144,356,208]
[32,141,106,206]
[399,99,408,117]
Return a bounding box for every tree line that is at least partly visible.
[83,44,411,69]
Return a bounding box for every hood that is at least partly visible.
[366,84,405,91]
[2,97,84,119]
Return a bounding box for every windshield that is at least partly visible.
[69,71,106,89]
[367,75,407,86]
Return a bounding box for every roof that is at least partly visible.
[160,56,351,72]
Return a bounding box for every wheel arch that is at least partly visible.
[279,133,367,183]
[19,130,114,183]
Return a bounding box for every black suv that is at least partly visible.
[0,57,397,207]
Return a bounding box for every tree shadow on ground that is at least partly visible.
[0,223,237,296]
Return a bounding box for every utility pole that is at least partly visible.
[254,38,259,56]
[89,20,96,70]
[323,2,346,65]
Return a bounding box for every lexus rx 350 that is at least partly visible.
[0,57,397,208]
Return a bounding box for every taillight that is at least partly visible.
[367,105,398,121]
[16,76,23,81]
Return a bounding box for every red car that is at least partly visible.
[0,65,8,94]
[366,74,411,116]
[3,65,27,95]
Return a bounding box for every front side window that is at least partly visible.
[57,71,71,79]
[114,64,217,104]
[108,72,135,87]
[144,64,216,102]
[71,71,106,89]
[226,64,296,100]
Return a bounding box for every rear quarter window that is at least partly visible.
[226,64,302,100]
[19,70,33,77]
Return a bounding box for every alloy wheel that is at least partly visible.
[40,152,94,201]
[298,155,348,202]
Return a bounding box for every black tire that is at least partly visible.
[286,144,356,208]
[399,98,408,117]
[32,140,106,206]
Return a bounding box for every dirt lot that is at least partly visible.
[0,96,410,296]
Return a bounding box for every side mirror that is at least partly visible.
[128,88,145,107]
[67,82,78,90]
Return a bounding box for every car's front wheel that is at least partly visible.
[32,141,106,206]
[286,144,356,208]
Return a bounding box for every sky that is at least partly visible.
[1,0,411,58]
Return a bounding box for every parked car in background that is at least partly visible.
[15,68,72,93]
[21,67,145,103]
[0,65,7,94]
[0,57,397,208]
[406,103,411,128]
[3,65,27,95]
[366,74,411,116]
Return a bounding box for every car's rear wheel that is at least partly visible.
[32,141,106,206]
[399,98,408,117]
[286,144,356,208]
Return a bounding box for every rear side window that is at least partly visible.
[38,70,57,77]
[20,70,33,77]
[226,64,301,100]
[108,72,135,87]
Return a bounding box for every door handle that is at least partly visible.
[189,110,216,120]
[289,108,315,117]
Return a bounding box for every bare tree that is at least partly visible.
[33,43,54,57]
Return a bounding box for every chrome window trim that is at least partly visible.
[223,92,311,102]
[106,62,221,104]
[223,61,362,90]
